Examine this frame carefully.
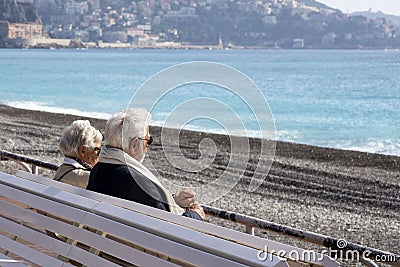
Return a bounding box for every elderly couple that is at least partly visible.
[54,108,205,220]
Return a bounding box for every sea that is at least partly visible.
[0,48,399,156]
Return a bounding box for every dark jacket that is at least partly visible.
[87,162,202,220]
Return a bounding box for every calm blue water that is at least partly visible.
[0,49,399,156]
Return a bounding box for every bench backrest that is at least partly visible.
[15,170,339,267]
[1,171,292,267]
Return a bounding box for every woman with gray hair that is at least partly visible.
[87,108,205,220]
[54,120,103,188]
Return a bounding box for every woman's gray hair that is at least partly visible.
[104,108,151,152]
[59,120,103,157]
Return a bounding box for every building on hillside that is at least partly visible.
[126,28,144,37]
[65,1,89,15]
[162,7,198,21]
[292,38,304,48]
[132,34,148,45]
[50,15,80,25]
[137,24,152,33]
[73,30,90,41]
[7,22,43,39]
[263,15,277,24]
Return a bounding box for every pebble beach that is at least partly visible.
[0,104,399,259]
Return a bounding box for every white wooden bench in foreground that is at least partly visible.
[0,170,339,267]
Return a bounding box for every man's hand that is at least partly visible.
[174,188,196,208]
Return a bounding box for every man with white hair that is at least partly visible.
[87,108,205,220]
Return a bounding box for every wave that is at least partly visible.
[338,139,400,157]
[2,101,112,120]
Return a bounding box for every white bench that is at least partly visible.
[1,170,339,267]
[0,171,288,267]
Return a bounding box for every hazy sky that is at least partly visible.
[318,0,400,15]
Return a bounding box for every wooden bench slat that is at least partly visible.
[15,170,339,267]
[0,214,124,267]
[0,198,85,243]
[0,234,74,267]
[0,252,28,267]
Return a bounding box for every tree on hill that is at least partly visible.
[0,0,39,23]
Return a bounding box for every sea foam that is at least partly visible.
[2,101,111,120]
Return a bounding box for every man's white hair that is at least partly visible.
[59,120,103,158]
[105,108,151,152]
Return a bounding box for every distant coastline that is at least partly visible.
[5,39,400,50]
[4,37,400,50]
[2,36,254,50]
[2,0,400,50]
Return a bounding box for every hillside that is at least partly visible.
[152,1,400,48]
[2,0,400,49]
[0,0,38,23]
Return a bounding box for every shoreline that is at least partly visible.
[3,43,400,50]
[2,102,399,158]
[0,104,399,253]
